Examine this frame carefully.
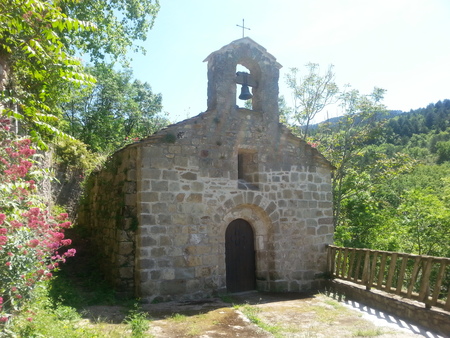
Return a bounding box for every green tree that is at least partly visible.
[278,95,291,125]
[61,64,168,153]
[0,0,96,146]
[396,189,450,256]
[62,0,160,64]
[316,87,389,231]
[0,0,160,145]
[436,140,450,164]
[285,63,338,138]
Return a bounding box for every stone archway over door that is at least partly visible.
[225,219,256,292]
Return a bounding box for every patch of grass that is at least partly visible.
[7,285,108,338]
[169,313,187,322]
[123,303,151,338]
[312,304,339,324]
[353,328,385,336]
[238,304,283,337]
[165,309,231,336]
[219,293,235,303]
[187,325,201,336]
[323,298,345,310]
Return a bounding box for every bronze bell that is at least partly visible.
[239,84,253,100]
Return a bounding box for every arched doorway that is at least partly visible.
[225,219,256,292]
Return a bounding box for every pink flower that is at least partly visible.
[5,262,11,267]
[56,213,69,221]
[10,220,23,228]
[61,239,72,246]
[28,239,39,248]
[52,232,64,241]
[0,228,7,235]
[0,236,7,246]
[60,221,71,228]
[0,317,8,323]
[0,214,5,225]
[29,207,40,216]
[64,248,76,257]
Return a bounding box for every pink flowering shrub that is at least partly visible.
[0,116,75,324]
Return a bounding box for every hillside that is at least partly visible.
[305,99,450,257]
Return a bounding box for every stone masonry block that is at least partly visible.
[141,169,162,180]
[184,245,211,255]
[139,259,156,269]
[119,267,133,279]
[191,181,204,192]
[151,270,161,280]
[126,169,136,181]
[160,280,186,295]
[157,214,172,225]
[141,236,157,246]
[168,145,182,154]
[125,193,136,206]
[150,225,167,234]
[161,268,175,280]
[175,267,195,279]
[163,170,179,180]
[187,193,203,203]
[119,242,134,255]
[152,203,167,213]
[151,181,168,191]
[184,255,202,267]
[141,214,156,225]
[318,217,333,225]
[159,236,172,246]
[181,172,197,180]
[151,247,166,257]
[317,225,330,235]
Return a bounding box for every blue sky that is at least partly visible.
[129,0,450,124]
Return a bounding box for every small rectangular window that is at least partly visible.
[237,151,259,190]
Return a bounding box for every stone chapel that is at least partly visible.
[78,38,334,302]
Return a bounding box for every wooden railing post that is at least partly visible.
[330,246,336,277]
[431,259,447,308]
[362,249,371,290]
[348,248,356,281]
[407,256,422,298]
[396,254,408,295]
[385,253,398,292]
[336,248,342,278]
[377,252,388,289]
[342,247,349,279]
[369,251,378,289]
[419,257,433,308]
[445,284,450,311]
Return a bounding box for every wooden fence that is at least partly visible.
[327,245,450,311]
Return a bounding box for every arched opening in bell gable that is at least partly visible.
[235,60,261,111]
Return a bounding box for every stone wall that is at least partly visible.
[132,107,333,301]
[78,147,138,296]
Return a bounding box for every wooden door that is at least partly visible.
[225,219,256,292]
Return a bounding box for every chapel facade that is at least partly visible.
[78,38,334,302]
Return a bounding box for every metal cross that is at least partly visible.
[236,19,250,38]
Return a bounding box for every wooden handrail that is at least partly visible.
[327,245,450,311]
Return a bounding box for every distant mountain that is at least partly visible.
[309,109,404,130]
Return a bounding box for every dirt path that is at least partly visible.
[84,291,436,337]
